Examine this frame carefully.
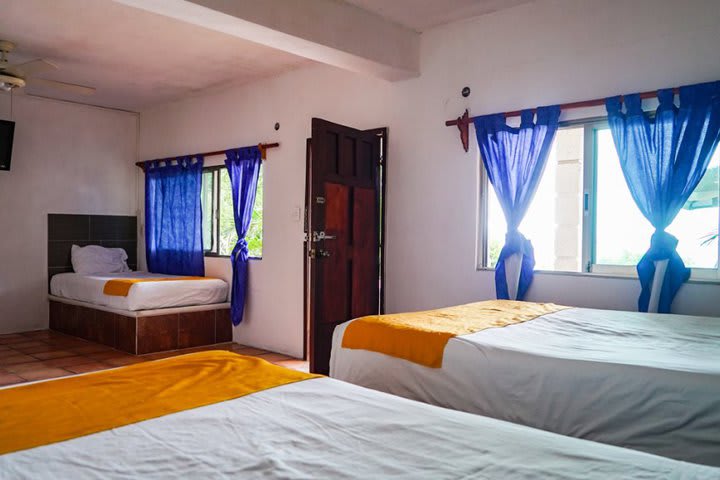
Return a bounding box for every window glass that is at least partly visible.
[217,169,238,256]
[486,126,584,271]
[246,168,264,258]
[595,129,719,269]
[201,170,215,252]
[594,128,652,265]
[668,150,719,268]
[201,167,263,258]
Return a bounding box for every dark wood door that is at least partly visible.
[307,118,384,374]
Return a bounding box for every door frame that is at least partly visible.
[303,126,388,364]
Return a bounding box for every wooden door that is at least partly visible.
[307,118,385,374]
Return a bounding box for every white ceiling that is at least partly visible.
[0,0,533,111]
[342,0,535,31]
[0,0,313,111]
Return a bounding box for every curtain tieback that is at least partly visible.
[232,238,249,263]
[636,229,690,313]
[504,230,532,256]
[646,230,680,261]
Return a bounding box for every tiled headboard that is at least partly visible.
[48,214,138,281]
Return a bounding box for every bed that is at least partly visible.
[50,271,228,311]
[46,214,232,355]
[1,351,716,479]
[330,300,720,466]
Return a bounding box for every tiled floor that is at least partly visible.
[0,330,307,387]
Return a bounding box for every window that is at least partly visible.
[480,119,720,278]
[202,166,263,258]
[485,126,585,271]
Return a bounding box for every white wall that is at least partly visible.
[388,0,720,317]
[139,67,396,357]
[0,94,137,334]
[140,0,720,357]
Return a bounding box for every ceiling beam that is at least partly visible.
[112,0,420,81]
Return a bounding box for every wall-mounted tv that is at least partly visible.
[0,119,16,171]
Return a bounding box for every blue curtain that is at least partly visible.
[606,81,720,313]
[144,156,205,276]
[474,106,561,300]
[225,146,262,326]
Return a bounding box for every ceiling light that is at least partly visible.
[0,74,24,92]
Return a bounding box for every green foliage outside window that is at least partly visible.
[202,167,263,259]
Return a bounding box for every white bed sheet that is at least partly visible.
[50,272,228,311]
[331,307,720,466]
[1,376,717,479]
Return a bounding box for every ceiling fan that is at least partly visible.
[0,40,95,96]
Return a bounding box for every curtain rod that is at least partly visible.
[446,88,679,152]
[134,142,280,170]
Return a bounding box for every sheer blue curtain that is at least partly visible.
[474,106,561,300]
[225,146,262,326]
[144,156,205,276]
[606,81,720,313]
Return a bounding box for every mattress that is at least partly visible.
[50,272,228,311]
[331,306,720,466]
[1,360,716,479]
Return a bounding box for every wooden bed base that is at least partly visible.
[49,298,233,355]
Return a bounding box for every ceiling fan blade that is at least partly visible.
[28,77,95,96]
[5,59,58,78]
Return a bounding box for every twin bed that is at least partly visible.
[331,300,720,466]
[50,271,228,312]
[1,351,716,478]
[47,214,231,354]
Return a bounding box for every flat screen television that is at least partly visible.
[0,119,15,171]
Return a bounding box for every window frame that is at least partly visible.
[202,164,263,260]
[477,117,720,282]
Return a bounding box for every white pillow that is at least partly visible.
[71,244,131,275]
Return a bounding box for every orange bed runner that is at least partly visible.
[342,300,570,368]
[103,276,213,296]
[0,351,319,455]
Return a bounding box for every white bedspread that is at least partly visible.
[331,307,720,466]
[1,376,716,479]
[50,272,228,311]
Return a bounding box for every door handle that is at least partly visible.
[312,231,336,242]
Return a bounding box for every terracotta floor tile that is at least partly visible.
[15,344,58,354]
[10,341,48,350]
[21,330,55,339]
[257,353,294,363]
[86,351,125,361]
[20,368,71,381]
[0,335,30,345]
[104,356,146,367]
[46,340,91,349]
[232,346,268,356]
[66,362,112,374]
[0,349,22,359]
[72,345,116,354]
[0,373,25,386]
[138,351,179,361]
[6,362,52,374]
[0,354,37,366]
[42,356,94,368]
[31,350,76,360]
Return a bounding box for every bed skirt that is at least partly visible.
[48,297,233,355]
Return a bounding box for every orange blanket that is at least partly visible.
[103,276,212,296]
[0,351,319,455]
[342,300,570,368]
